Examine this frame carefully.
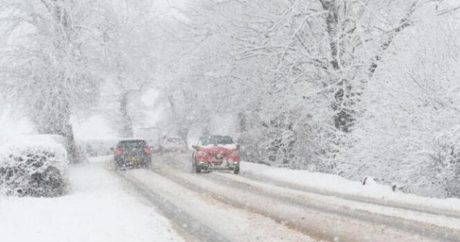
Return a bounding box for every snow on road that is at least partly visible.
[156,152,460,241]
[4,152,459,242]
[123,168,317,242]
[214,169,460,231]
[151,163,443,242]
[0,158,184,242]
[240,162,460,216]
[163,152,460,217]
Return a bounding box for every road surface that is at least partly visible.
[105,153,460,242]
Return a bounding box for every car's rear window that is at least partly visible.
[117,140,146,148]
[200,136,234,145]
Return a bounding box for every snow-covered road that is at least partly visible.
[118,167,315,242]
[123,152,460,242]
[3,154,460,242]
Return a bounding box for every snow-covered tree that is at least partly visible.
[154,0,460,179]
[99,0,160,138]
[0,0,107,162]
[336,7,460,197]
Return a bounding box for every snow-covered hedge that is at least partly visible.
[0,135,69,197]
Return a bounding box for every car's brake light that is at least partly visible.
[114,147,123,156]
[144,147,152,155]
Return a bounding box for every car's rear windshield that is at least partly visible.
[200,136,234,145]
[117,140,146,148]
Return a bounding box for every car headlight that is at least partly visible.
[197,150,208,157]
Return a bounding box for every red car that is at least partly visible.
[192,135,240,174]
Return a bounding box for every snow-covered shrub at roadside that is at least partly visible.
[0,135,69,197]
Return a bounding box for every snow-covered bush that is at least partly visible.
[0,136,69,197]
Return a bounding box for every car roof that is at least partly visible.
[200,135,231,138]
[117,138,147,142]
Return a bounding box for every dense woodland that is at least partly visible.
[1,0,460,197]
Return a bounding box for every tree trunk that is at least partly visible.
[320,0,354,132]
[320,0,340,71]
[368,2,416,78]
[63,124,80,163]
[32,92,81,163]
[177,128,189,145]
[238,112,247,133]
[119,92,134,137]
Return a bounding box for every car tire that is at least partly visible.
[114,161,120,170]
[192,161,201,173]
[233,166,240,174]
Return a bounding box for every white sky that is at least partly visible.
[0,108,35,137]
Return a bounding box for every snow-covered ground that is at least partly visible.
[3,152,459,242]
[0,157,184,242]
[241,161,460,215]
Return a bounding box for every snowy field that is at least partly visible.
[0,158,184,242]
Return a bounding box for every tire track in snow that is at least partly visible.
[148,164,443,242]
[106,165,230,242]
[161,152,460,221]
[107,164,316,242]
[152,154,460,242]
[208,172,460,241]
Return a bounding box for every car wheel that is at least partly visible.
[114,160,123,170]
[233,166,240,174]
[192,160,201,173]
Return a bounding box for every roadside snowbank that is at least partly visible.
[0,135,69,196]
[0,159,184,242]
[241,162,460,214]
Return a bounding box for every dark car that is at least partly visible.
[113,139,152,169]
[192,135,240,174]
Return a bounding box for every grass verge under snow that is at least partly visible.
[0,158,184,242]
[241,161,460,215]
